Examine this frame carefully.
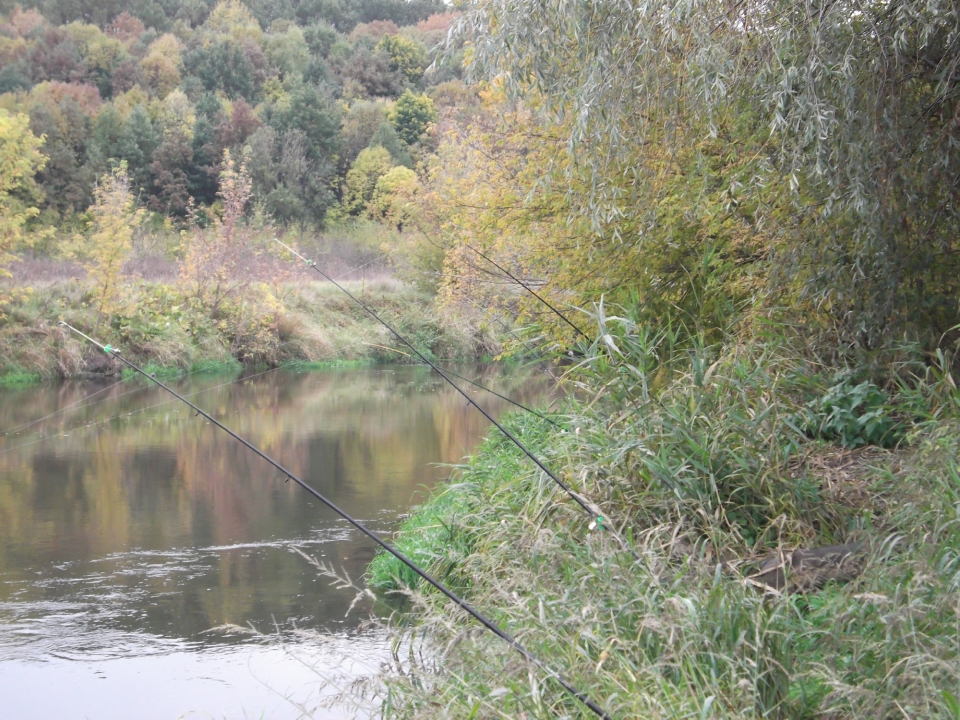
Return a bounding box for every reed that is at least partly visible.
[367,314,960,718]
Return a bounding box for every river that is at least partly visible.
[0,364,553,719]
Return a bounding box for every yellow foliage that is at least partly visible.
[0,109,46,276]
[140,34,182,98]
[204,0,263,44]
[407,93,779,346]
[370,165,419,227]
[342,146,393,216]
[65,166,144,329]
[159,89,195,138]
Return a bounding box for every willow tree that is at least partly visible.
[452,0,960,352]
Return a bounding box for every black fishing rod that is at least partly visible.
[58,321,611,720]
[275,240,638,557]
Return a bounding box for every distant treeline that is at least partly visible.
[0,0,462,228]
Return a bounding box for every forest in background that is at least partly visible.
[0,0,458,227]
[0,0,499,377]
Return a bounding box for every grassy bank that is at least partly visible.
[367,327,960,718]
[0,277,496,382]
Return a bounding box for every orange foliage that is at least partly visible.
[106,12,145,45]
[417,12,459,33]
[29,81,102,116]
[349,20,398,41]
[3,7,46,37]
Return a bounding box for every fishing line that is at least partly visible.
[274,240,638,557]
[286,243,562,426]
[1,362,221,440]
[0,361,295,458]
[59,321,612,720]
[0,377,125,438]
[413,224,590,342]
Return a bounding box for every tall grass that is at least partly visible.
[367,313,960,718]
[0,277,498,380]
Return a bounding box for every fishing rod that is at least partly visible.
[275,240,639,557]
[58,321,612,720]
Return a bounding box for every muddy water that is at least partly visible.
[0,364,553,719]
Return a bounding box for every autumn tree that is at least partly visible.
[370,164,417,227]
[179,150,282,361]
[375,33,428,84]
[0,109,46,274]
[341,145,392,215]
[458,0,960,352]
[65,166,144,331]
[389,89,436,145]
[179,149,253,315]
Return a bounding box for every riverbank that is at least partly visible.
[0,277,498,383]
[367,332,960,718]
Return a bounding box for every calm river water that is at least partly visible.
[0,364,553,719]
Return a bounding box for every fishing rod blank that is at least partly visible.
[58,321,611,720]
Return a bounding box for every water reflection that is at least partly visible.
[0,364,553,718]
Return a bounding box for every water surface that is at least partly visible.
[0,364,553,718]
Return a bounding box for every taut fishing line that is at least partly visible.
[58,320,612,720]
[0,361,297,458]
[274,239,639,556]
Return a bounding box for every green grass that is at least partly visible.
[283,358,376,370]
[365,324,960,719]
[0,369,42,386]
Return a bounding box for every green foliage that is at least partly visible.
[368,119,410,166]
[0,0,454,235]
[341,145,393,215]
[801,374,902,449]
[0,108,46,269]
[370,315,960,718]
[375,33,428,83]
[388,89,436,145]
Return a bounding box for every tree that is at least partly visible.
[303,21,337,57]
[178,150,282,361]
[139,33,181,98]
[117,103,158,194]
[182,39,259,100]
[368,119,411,167]
[267,82,340,161]
[203,0,263,45]
[370,164,417,227]
[341,144,392,215]
[339,44,404,98]
[28,90,97,216]
[263,22,309,81]
[338,99,387,172]
[389,89,436,145]
[149,90,195,215]
[179,149,253,315]
[375,33,427,84]
[0,109,46,274]
[88,103,124,176]
[65,165,143,330]
[458,0,960,352]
